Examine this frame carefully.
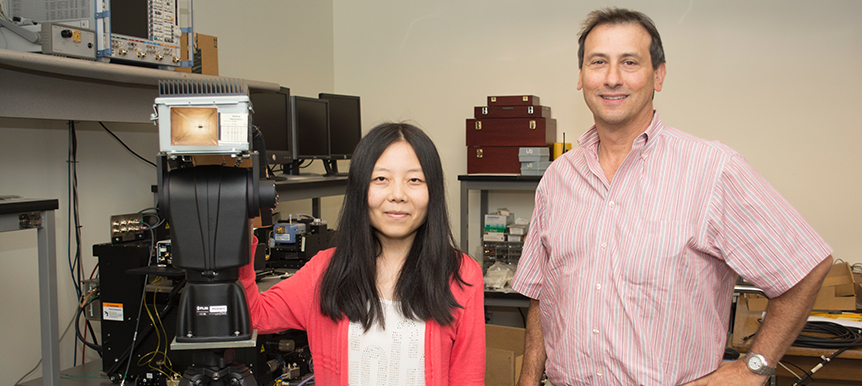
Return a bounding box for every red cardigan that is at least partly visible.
[240,246,486,385]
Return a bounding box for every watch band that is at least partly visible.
[745,352,776,376]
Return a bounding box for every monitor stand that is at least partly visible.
[324,159,348,177]
[266,163,287,181]
[282,160,324,180]
[284,174,323,181]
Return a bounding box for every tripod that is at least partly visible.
[160,159,276,386]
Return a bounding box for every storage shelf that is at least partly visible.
[458,174,541,256]
[0,48,280,124]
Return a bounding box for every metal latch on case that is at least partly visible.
[476,149,483,158]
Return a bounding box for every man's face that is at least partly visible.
[577,22,666,131]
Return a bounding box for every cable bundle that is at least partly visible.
[787,320,862,385]
[793,320,862,349]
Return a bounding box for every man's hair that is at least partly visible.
[577,7,666,69]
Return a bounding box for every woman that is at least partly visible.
[240,122,486,385]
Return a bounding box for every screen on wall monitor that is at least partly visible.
[291,96,330,159]
[319,93,361,159]
[111,0,149,39]
[250,88,293,164]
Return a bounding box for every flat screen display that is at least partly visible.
[319,93,361,159]
[111,0,148,39]
[290,96,330,159]
[250,88,292,164]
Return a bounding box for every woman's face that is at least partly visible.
[367,141,429,246]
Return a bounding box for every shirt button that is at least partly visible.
[596,283,601,290]
[600,242,607,249]
[592,328,599,334]
[597,370,603,376]
[641,153,647,159]
[608,201,615,208]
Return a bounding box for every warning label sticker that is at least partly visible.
[102,302,123,321]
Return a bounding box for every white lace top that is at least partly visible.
[347,298,426,385]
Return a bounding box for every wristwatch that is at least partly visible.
[745,352,776,376]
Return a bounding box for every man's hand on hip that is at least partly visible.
[679,360,768,386]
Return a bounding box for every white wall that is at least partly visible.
[192,0,334,97]
[332,0,862,263]
[1,0,335,382]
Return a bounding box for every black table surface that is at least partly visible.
[0,196,59,215]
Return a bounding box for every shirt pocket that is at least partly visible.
[616,219,685,320]
[545,220,578,273]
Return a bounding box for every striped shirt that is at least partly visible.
[511,112,831,385]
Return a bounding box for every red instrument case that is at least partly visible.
[466,118,556,147]
[466,95,555,174]
[487,95,540,106]
[473,105,551,119]
[466,146,522,174]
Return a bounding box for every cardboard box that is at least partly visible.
[486,324,525,386]
[483,227,506,233]
[485,213,513,230]
[815,262,858,311]
[745,293,769,312]
[176,33,219,75]
[822,262,854,287]
[745,262,859,312]
[857,283,862,310]
[507,224,527,236]
[483,232,506,242]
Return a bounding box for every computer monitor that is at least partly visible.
[318,93,361,160]
[250,87,293,165]
[290,96,330,160]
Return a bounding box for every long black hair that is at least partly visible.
[318,122,469,330]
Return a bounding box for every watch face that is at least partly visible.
[748,355,763,370]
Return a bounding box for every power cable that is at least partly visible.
[107,269,187,381]
[76,295,103,353]
[778,360,814,384]
[99,122,157,168]
[789,321,862,385]
[68,120,84,365]
[119,227,157,385]
[792,320,862,349]
[747,319,862,385]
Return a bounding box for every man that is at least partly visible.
[511,8,833,386]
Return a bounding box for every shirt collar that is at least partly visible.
[577,110,665,149]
